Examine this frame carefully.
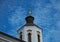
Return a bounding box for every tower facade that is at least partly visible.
[17,9,42,42]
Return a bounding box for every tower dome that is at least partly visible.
[25,8,35,26]
[25,16,34,23]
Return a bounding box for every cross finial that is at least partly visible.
[28,8,32,16]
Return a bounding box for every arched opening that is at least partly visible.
[20,32,22,40]
[28,33,31,42]
[37,34,40,42]
[37,31,40,42]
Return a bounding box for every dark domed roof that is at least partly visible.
[25,16,34,23]
[25,8,35,26]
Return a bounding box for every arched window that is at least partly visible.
[37,31,40,42]
[37,34,40,42]
[20,32,22,40]
[28,33,31,42]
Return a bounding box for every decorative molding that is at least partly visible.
[27,29,32,34]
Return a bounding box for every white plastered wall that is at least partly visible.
[18,26,42,42]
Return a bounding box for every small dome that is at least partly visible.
[25,16,34,23]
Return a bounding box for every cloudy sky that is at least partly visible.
[0,0,60,42]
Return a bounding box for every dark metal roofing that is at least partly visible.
[17,23,42,32]
[0,32,25,42]
[0,31,25,42]
[25,16,34,23]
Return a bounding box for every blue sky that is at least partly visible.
[0,0,60,42]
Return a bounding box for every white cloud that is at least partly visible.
[7,29,18,37]
[43,29,60,42]
[56,21,60,30]
[50,0,60,10]
[8,6,25,27]
[33,2,53,27]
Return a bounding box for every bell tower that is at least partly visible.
[17,8,42,42]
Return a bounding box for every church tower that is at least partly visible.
[17,9,42,42]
